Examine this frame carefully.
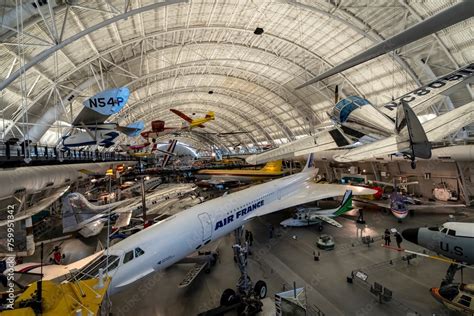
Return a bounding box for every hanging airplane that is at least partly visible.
[195,160,285,185]
[61,87,144,148]
[280,190,354,230]
[25,154,375,295]
[62,183,197,238]
[140,109,215,141]
[170,109,215,129]
[119,140,177,160]
[247,64,474,168]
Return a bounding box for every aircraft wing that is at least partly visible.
[245,129,341,164]
[0,186,70,226]
[13,251,104,281]
[380,63,474,118]
[170,109,193,123]
[72,87,129,126]
[309,215,343,228]
[245,183,375,220]
[333,101,474,162]
[113,211,133,228]
[78,220,106,238]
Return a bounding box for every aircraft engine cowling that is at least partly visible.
[331,96,395,137]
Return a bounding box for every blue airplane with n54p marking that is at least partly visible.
[62,87,144,148]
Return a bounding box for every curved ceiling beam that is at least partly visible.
[0,0,188,91]
[120,89,275,146]
[118,82,294,142]
[284,0,420,86]
[146,110,249,151]
[119,90,273,144]
[398,0,459,69]
[121,74,296,141]
[5,24,365,126]
[104,53,324,124]
[123,63,311,129]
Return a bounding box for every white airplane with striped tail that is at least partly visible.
[280,190,355,230]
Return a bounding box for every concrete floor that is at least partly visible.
[111,204,474,316]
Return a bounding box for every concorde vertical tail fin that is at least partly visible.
[302,153,315,172]
[62,193,121,233]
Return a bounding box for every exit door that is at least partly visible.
[198,212,212,241]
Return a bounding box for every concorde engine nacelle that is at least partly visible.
[331,96,395,137]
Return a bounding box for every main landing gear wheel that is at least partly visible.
[317,224,324,232]
[411,160,416,169]
[254,280,267,299]
[220,288,237,306]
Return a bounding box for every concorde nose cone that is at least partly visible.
[402,228,419,245]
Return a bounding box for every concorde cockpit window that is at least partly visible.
[428,226,439,232]
[123,250,134,264]
[441,228,448,234]
[135,247,145,257]
[447,229,456,236]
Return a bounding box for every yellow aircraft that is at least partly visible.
[170,109,215,129]
[2,276,111,316]
[195,160,284,184]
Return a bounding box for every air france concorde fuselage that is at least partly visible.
[80,155,375,294]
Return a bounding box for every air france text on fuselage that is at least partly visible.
[214,199,264,231]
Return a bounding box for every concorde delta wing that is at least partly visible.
[244,183,375,220]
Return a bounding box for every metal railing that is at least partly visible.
[0,142,136,165]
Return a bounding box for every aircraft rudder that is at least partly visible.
[206,111,215,120]
[302,153,315,172]
[61,193,100,233]
[83,87,130,116]
[334,190,353,216]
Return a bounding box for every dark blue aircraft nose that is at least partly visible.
[402,228,419,244]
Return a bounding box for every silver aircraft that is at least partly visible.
[402,222,474,265]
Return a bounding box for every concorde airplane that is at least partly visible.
[73,154,376,294]
[14,154,375,294]
[61,87,144,148]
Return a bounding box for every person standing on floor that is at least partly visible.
[394,231,403,249]
[384,228,391,246]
